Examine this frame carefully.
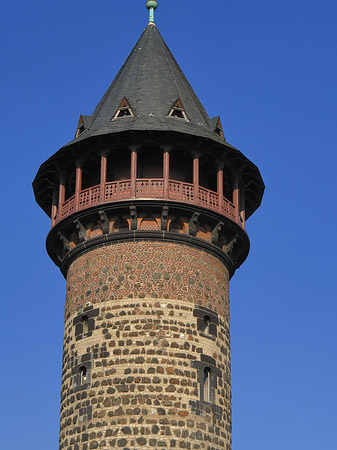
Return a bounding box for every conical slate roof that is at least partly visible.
[71,23,224,145]
[33,22,265,220]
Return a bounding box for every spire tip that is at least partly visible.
[146,1,158,23]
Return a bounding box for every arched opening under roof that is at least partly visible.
[65,169,75,201]
[223,168,234,203]
[81,155,100,190]
[199,155,217,192]
[138,145,163,179]
[109,147,131,181]
[169,147,193,184]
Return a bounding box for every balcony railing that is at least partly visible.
[57,179,239,225]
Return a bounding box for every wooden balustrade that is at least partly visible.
[55,178,240,226]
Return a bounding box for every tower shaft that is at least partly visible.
[60,240,232,449]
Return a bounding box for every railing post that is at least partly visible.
[233,172,240,223]
[100,153,107,203]
[130,145,138,198]
[217,165,224,213]
[193,153,200,204]
[58,173,66,219]
[74,163,82,211]
[51,184,58,227]
[162,145,170,198]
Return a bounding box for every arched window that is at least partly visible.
[79,366,87,385]
[82,315,89,334]
[203,367,211,403]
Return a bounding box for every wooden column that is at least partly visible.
[130,146,138,198]
[100,154,107,202]
[233,173,240,223]
[58,174,66,219]
[193,154,200,203]
[240,187,246,229]
[217,166,224,213]
[162,145,170,198]
[74,164,82,211]
[51,184,58,227]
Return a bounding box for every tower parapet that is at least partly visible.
[33,8,264,450]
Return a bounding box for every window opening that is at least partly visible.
[82,315,89,334]
[214,118,224,139]
[76,124,86,137]
[75,117,86,138]
[203,315,210,334]
[203,367,211,403]
[79,366,87,385]
[113,97,134,120]
[168,99,189,120]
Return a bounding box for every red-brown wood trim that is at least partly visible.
[74,165,82,211]
[217,168,224,211]
[240,187,246,229]
[193,155,200,201]
[100,155,107,202]
[233,174,240,222]
[51,185,58,227]
[130,146,138,198]
[162,146,170,198]
[58,175,66,219]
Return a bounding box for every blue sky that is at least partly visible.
[1,1,336,448]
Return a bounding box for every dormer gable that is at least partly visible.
[214,117,225,140]
[112,97,135,120]
[168,98,189,121]
[75,117,86,138]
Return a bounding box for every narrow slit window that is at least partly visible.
[79,366,87,385]
[203,368,211,403]
[82,315,89,334]
[168,98,189,120]
[203,315,210,334]
[113,97,134,120]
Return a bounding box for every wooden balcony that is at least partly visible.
[55,178,240,226]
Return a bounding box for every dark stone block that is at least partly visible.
[201,354,216,366]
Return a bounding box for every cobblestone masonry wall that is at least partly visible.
[60,241,232,450]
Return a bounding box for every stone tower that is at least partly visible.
[33,4,264,450]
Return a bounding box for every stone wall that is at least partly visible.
[60,241,232,450]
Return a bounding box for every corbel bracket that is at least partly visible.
[98,210,110,234]
[57,232,71,254]
[188,212,200,237]
[161,206,169,231]
[211,221,224,245]
[73,219,87,243]
[130,206,137,230]
[224,235,238,258]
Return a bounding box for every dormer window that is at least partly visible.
[168,98,189,120]
[75,118,86,138]
[214,117,225,140]
[112,97,134,120]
